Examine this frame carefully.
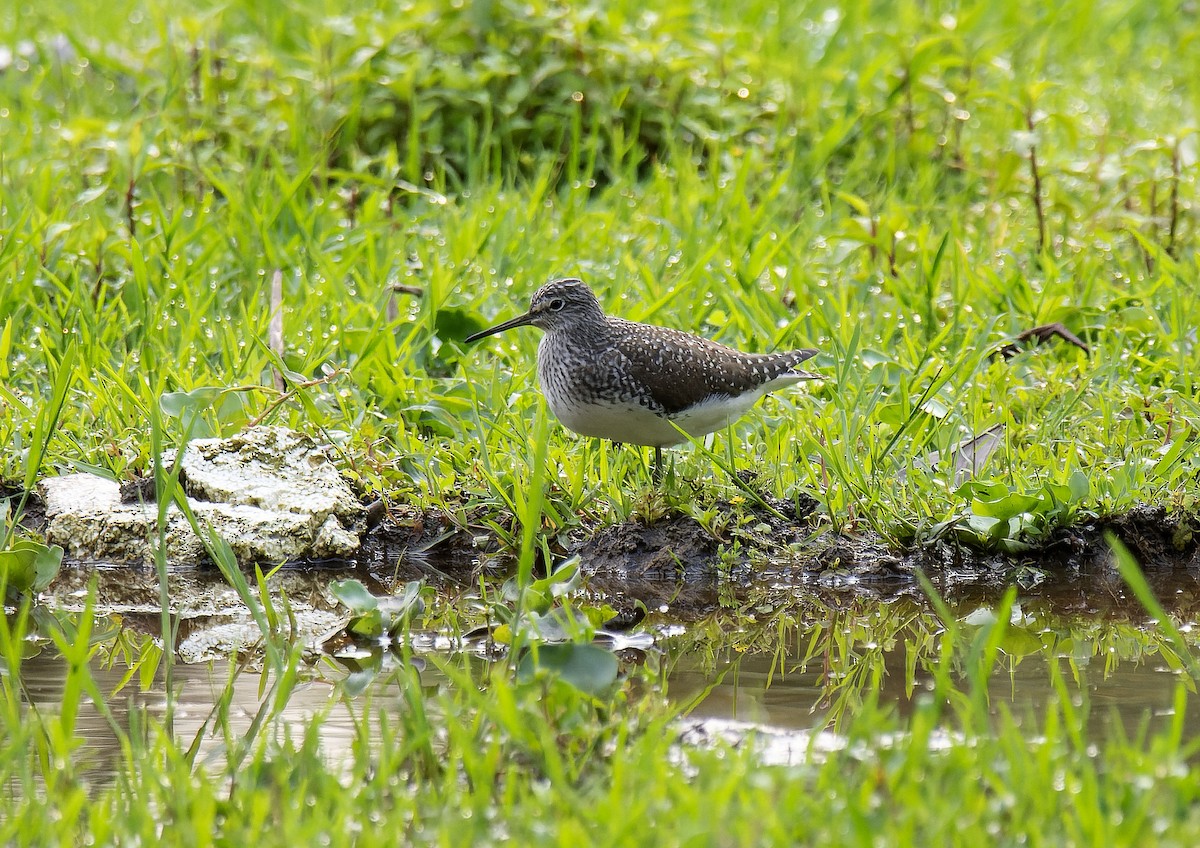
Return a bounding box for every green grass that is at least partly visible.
[2,0,1196,546]
[2,0,1200,843]
[7,573,1200,845]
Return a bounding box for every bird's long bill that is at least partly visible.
[465,311,535,343]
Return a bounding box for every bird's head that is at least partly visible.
[466,277,605,341]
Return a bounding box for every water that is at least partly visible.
[17,654,364,781]
[14,563,1200,783]
[671,636,1190,737]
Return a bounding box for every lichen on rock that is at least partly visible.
[40,427,369,566]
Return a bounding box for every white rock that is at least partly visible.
[172,426,362,522]
[39,427,368,565]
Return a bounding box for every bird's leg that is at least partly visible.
[652,446,664,483]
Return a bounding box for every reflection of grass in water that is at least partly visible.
[6,567,1200,842]
[664,583,1200,727]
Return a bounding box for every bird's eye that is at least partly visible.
[548,298,566,311]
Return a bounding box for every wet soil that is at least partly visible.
[571,502,1200,617]
[8,482,1200,620]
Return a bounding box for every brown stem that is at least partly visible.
[1026,109,1046,255]
[950,62,972,170]
[91,248,105,305]
[345,184,359,229]
[125,177,137,240]
[246,368,347,427]
[1167,142,1181,258]
[1138,177,1156,274]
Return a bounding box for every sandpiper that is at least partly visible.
[466,278,820,475]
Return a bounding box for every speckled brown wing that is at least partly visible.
[609,320,818,415]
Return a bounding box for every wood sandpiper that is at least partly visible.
[466,278,820,476]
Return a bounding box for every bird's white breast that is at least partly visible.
[534,332,809,448]
[550,398,684,446]
[540,383,790,448]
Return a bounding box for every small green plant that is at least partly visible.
[325,578,433,694]
[327,559,627,698]
[942,472,1092,552]
[334,0,779,187]
[330,577,430,642]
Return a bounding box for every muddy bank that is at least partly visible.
[564,502,1200,617]
[9,476,1200,621]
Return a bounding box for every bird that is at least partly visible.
[465,277,820,477]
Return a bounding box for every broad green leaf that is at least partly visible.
[381,581,427,637]
[530,556,581,598]
[1075,470,1094,503]
[965,513,1004,541]
[955,480,1009,501]
[330,579,379,613]
[160,387,223,418]
[337,652,383,697]
[971,492,1041,520]
[0,539,60,596]
[998,627,1045,659]
[32,543,63,591]
[347,609,384,640]
[517,643,619,697]
[0,545,37,593]
[435,307,484,344]
[1043,480,1072,503]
